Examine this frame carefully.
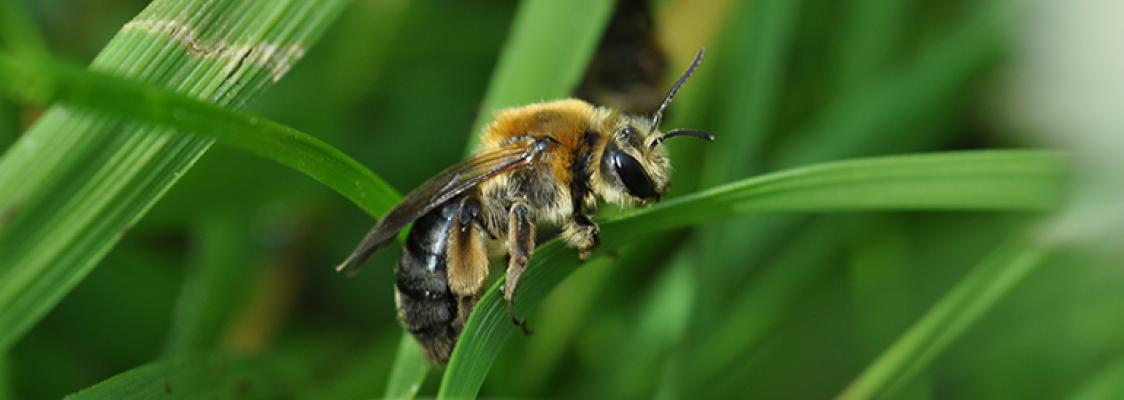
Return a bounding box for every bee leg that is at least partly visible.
[561,213,600,261]
[504,202,535,335]
[448,196,491,300]
[454,294,480,331]
[569,214,600,261]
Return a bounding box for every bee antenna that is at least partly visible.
[650,129,715,150]
[650,48,705,131]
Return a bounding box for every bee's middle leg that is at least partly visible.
[504,201,534,335]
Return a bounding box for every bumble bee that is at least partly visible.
[337,49,714,364]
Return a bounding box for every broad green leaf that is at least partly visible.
[437,150,1068,398]
[0,0,350,353]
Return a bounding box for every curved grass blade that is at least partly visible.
[838,237,1050,400]
[437,150,1068,398]
[0,0,349,353]
[0,45,411,397]
[0,52,400,217]
[64,354,279,400]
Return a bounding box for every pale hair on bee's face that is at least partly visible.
[592,114,672,207]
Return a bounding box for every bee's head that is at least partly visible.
[594,49,714,206]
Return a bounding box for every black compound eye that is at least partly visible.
[609,149,658,200]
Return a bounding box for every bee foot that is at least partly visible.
[506,300,533,335]
[511,316,533,335]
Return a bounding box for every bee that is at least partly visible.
[337,49,714,364]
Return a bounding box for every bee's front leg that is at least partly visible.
[504,201,534,335]
[562,213,600,261]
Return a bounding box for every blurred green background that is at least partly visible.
[2,0,1122,398]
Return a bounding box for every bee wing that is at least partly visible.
[336,140,546,274]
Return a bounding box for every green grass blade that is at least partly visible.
[64,354,279,400]
[0,52,399,217]
[632,150,1066,220]
[436,150,1068,398]
[0,0,349,353]
[384,335,430,399]
[461,0,615,153]
[838,237,1050,400]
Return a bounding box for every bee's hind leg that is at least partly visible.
[447,195,491,315]
[504,201,535,335]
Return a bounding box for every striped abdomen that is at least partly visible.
[394,200,465,364]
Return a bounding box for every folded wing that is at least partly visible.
[336,140,545,274]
